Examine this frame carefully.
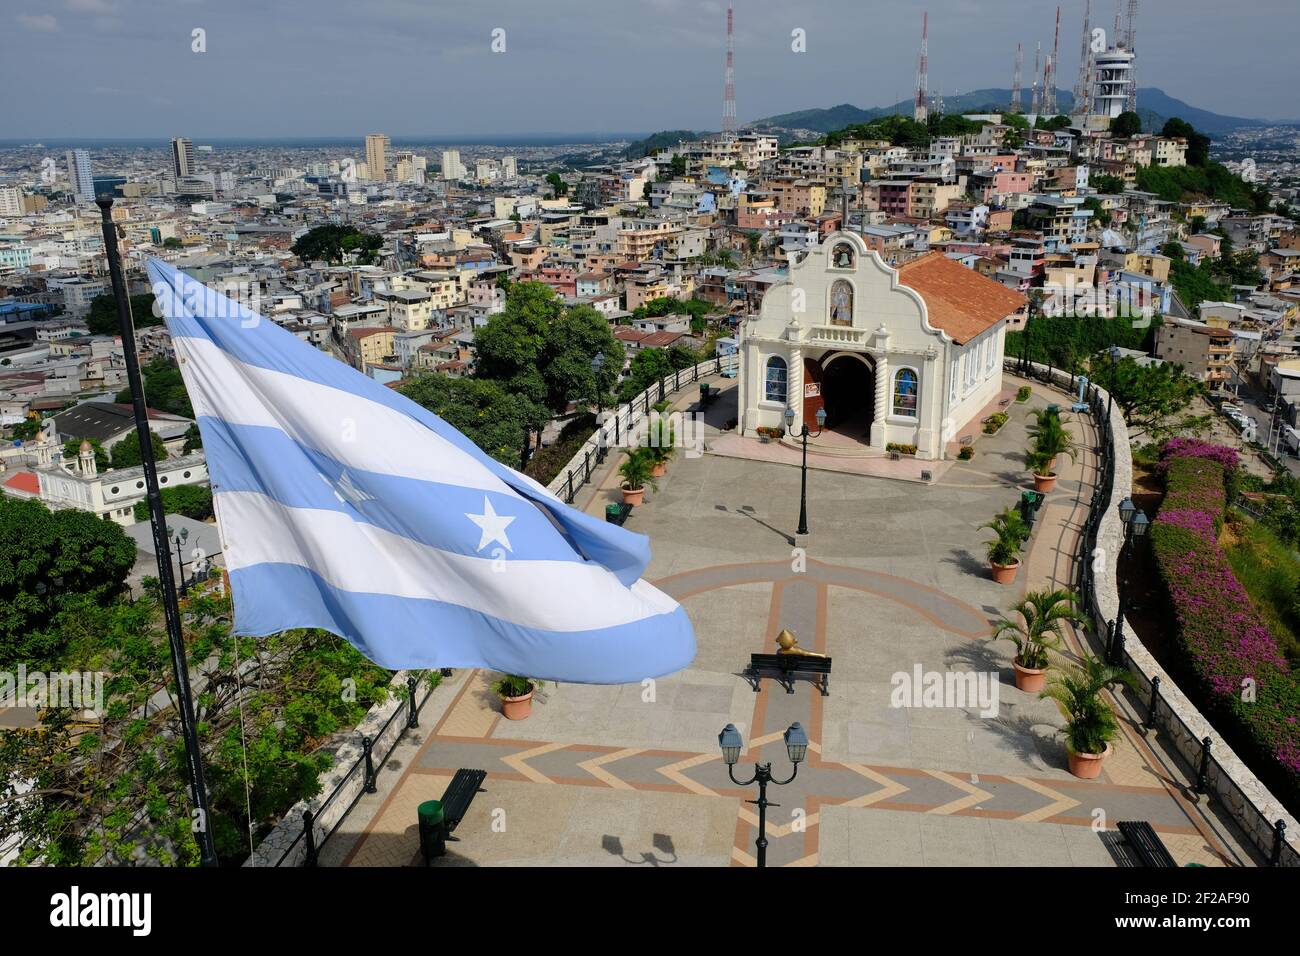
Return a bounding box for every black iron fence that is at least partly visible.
[272,672,436,867]
[548,353,737,504]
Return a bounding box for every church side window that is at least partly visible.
[893,368,918,417]
[828,280,853,327]
[765,356,788,403]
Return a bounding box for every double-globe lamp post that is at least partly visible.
[167,524,190,596]
[784,405,827,537]
[718,721,808,868]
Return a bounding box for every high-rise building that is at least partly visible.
[365,134,390,182]
[171,137,196,178]
[501,156,518,179]
[0,186,23,217]
[65,149,94,202]
[441,149,465,181]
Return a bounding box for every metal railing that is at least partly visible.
[547,353,738,503]
[272,672,436,867]
[1008,358,1298,867]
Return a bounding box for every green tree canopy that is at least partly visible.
[0,587,402,865]
[86,292,162,337]
[545,172,569,197]
[539,306,625,412]
[291,225,383,265]
[1091,173,1125,195]
[1161,117,1211,167]
[0,496,137,665]
[399,374,545,467]
[133,484,213,523]
[110,429,168,468]
[114,359,193,419]
[1110,111,1143,138]
[1089,354,1201,435]
[472,281,623,415]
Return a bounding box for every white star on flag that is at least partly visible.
[467,497,515,553]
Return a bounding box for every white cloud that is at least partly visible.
[18,13,60,31]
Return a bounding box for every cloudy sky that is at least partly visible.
[5,0,1296,139]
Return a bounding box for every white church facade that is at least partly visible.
[737,233,1026,460]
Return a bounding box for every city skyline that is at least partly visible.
[6,0,1298,140]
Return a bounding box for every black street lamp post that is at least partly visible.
[784,405,827,537]
[718,721,809,868]
[1112,496,1149,663]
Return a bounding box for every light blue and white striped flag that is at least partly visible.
[145,258,695,683]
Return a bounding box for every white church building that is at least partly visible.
[737,233,1026,460]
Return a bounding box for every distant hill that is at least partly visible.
[753,88,1266,137]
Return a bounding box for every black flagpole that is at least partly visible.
[96,196,219,867]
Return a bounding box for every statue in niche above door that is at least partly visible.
[829,279,853,327]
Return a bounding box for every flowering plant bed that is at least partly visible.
[1158,437,1240,472]
[1015,385,1032,403]
[1149,447,1300,808]
[982,412,1009,435]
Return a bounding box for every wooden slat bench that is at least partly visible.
[744,653,832,697]
[1116,820,1177,867]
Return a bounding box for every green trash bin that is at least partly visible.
[417,799,445,863]
[606,503,621,523]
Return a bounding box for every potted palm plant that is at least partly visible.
[1040,655,1136,778]
[647,412,675,478]
[981,507,1029,585]
[1027,407,1077,475]
[619,448,655,505]
[990,588,1085,692]
[1028,449,1057,493]
[491,673,545,720]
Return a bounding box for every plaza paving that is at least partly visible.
[324,374,1261,867]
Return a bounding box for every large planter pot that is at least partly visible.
[622,487,645,506]
[1012,660,1047,693]
[500,689,534,721]
[651,461,667,478]
[1033,472,1058,493]
[990,559,1020,585]
[1067,744,1111,779]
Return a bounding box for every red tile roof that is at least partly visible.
[895,252,1027,344]
[2,471,39,495]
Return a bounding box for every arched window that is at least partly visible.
[765,356,788,403]
[831,243,856,269]
[829,280,853,327]
[893,368,918,417]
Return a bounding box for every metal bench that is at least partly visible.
[744,653,832,697]
[441,768,487,836]
[1116,821,1177,867]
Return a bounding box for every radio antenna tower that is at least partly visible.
[1043,5,1061,115]
[1011,43,1023,113]
[722,1,737,141]
[913,11,929,124]
[1030,42,1041,116]
[1123,0,1139,113]
[1073,0,1094,117]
